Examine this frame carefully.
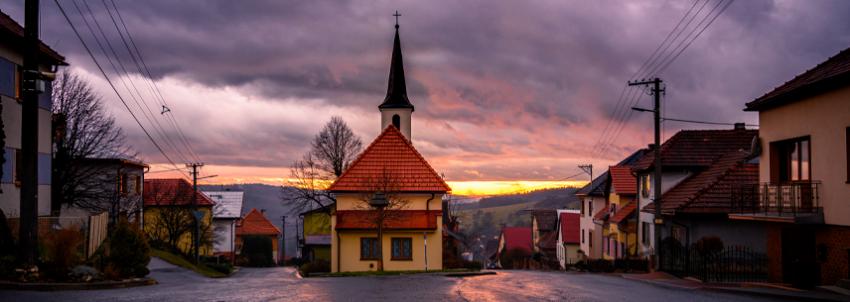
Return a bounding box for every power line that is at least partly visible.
[54,0,190,180]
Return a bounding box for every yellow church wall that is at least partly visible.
[335,193,442,211]
[143,206,214,256]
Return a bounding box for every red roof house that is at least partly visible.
[608,166,637,195]
[559,212,580,244]
[144,178,215,206]
[500,227,533,255]
[237,208,281,236]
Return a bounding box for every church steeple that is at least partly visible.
[379,11,414,140]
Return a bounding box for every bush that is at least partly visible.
[0,210,14,257]
[205,262,233,275]
[41,228,85,280]
[107,221,151,279]
[241,235,274,267]
[575,259,615,273]
[693,236,724,256]
[299,259,330,276]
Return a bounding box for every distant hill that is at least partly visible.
[455,187,580,211]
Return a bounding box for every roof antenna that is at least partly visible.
[161,105,171,114]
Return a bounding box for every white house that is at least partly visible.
[556,209,580,269]
[203,190,244,261]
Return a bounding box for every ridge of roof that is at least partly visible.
[0,11,67,65]
[576,149,647,196]
[746,47,850,111]
[633,129,757,171]
[237,208,281,235]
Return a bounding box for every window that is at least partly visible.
[14,149,22,185]
[581,229,585,243]
[392,114,401,129]
[120,173,128,194]
[641,222,650,245]
[360,238,380,260]
[587,201,593,217]
[771,137,811,182]
[0,58,16,97]
[581,200,585,215]
[589,231,593,248]
[391,237,412,260]
[641,175,651,198]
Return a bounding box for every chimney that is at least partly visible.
[734,123,746,130]
[260,209,266,214]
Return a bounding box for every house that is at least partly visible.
[236,208,281,263]
[577,149,646,260]
[203,190,244,262]
[0,11,67,218]
[531,209,559,268]
[556,209,580,269]
[494,226,532,269]
[732,47,850,288]
[143,178,215,256]
[59,158,147,225]
[327,21,450,273]
[593,165,640,260]
[299,205,331,264]
[633,128,758,259]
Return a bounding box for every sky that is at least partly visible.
[3,0,850,195]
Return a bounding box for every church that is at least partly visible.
[327,19,451,272]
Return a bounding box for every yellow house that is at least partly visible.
[143,178,215,256]
[326,20,451,273]
[596,166,638,259]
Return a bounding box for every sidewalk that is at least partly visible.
[622,272,850,302]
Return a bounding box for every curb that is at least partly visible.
[443,271,497,278]
[705,286,850,302]
[0,278,157,291]
[620,274,701,290]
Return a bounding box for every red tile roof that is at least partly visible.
[592,206,610,223]
[144,178,215,206]
[633,129,758,171]
[335,210,441,230]
[236,208,281,236]
[501,227,532,255]
[746,47,850,111]
[559,212,580,244]
[608,166,637,195]
[643,150,758,215]
[609,201,637,224]
[328,126,451,193]
[0,11,66,65]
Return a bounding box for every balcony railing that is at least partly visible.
[731,182,821,217]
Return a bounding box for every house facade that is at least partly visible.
[556,209,580,268]
[732,47,850,287]
[59,158,147,225]
[299,206,331,263]
[577,173,606,259]
[0,11,67,218]
[236,208,281,263]
[204,190,244,261]
[595,166,639,260]
[143,178,215,256]
[531,209,558,267]
[327,22,450,273]
[494,226,532,269]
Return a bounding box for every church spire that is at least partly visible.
[379,11,414,111]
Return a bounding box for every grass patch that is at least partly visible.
[151,249,227,278]
[313,268,475,278]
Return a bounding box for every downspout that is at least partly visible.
[426,193,435,271]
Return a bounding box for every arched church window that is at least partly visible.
[392,114,401,129]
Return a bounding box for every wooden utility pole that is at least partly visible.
[629,78,664,271]
[187,163,204,263]
[280,215,286,265]
[19,0,41,266]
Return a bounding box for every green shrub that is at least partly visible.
[204,262,233,274]
[41,228,85,280]
[299,259,330,276]
[107,222,151,278]
[240,235,274,267]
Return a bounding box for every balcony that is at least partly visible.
[729,182,823,224]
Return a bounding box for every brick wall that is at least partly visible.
[816,225,850,285]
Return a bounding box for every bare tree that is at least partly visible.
[282,117,362,213]
[145,182,216,254]
[311,116,363,178]
[352,166,410,272]
[51,70,133,216]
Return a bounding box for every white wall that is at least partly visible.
[636,170,690,255]
[579,196,605,259]
[213,219,236,253]
[380,108,412,139]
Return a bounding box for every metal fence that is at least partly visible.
[7,212,109,258]
[732,182,821,215]
[661,242,768,283]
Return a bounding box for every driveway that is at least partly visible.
[0,260,787,301]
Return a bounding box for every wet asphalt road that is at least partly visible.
[0,258,784,302]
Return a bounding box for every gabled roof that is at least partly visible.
[576,149,647,197]
[608,166,637,195]
[633,129,758,171]
[328,126,451,193]
[144,178,215,206]
[559,212,580,244]
[501,227,532,255]
[204,191,244,219]
[643,150,758,215]
[746,47,850,111]
[379,24,414,111]
[0,11,67,65]
[592,207,609,223]
[531,209,558,232]
[236,208,280,236]
[609,201,637,224]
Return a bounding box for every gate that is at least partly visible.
[661,239,768,283]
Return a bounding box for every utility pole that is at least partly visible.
[187,162,204,263]
[280,215,286,265]
[629,78,664,271]
[19,0,41,266]
[578,164,593,186]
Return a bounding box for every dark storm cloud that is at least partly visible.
[3,0,850,180]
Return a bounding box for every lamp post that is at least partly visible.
[369,192,388,271]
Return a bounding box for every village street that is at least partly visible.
[0,258,785,302]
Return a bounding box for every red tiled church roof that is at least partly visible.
[643,150,758,215]
[633,129,757,171]
[144,178,215,206]
[335,210,441,230]
[328,126,451,193]
[501,227,532,255]
[608,166,637,195]
[559,212,580,244]
[746,47,850,111]
[236,208,281,236]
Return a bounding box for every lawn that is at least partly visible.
[151,249,228,278]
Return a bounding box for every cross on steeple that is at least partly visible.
[393,10,401,28]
